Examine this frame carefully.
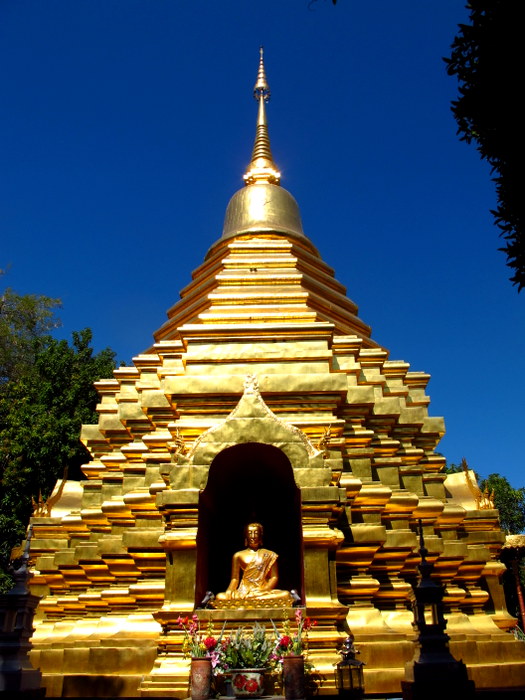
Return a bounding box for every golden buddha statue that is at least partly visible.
[213,522,294,608]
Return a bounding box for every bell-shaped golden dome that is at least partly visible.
[222,182,305,241]
[218,48,309,247]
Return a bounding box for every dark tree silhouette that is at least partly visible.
[446,1,525,290]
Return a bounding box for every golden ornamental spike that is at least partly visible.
[244,47,281,186]
[254,46,270,101]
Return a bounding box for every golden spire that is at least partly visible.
[243,47,281,186]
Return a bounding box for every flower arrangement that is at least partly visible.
[274,609,316,657]
[211,623,275,673]
[177,614,218,659]
[176,612,317,674]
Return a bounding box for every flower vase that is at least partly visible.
[230,669,265,698]
[191,657,212,700]
[283,654,305,700]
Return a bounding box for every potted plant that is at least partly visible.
[211,623,277,698]
[176,612,317,699]
[177,614,218,700]
[274,610,316,700]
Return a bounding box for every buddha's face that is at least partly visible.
[246,523,263,550]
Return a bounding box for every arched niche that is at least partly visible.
[195,442,303,606]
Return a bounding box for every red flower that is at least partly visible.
[279,635,292,648]
[234,674,247,689]
[203,636,217,650]
[176,615,189,628]
[245,678,259,693]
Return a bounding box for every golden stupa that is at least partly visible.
[27,49,525,697]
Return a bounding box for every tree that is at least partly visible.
[445,2,525,290]
[0,323,118,591]
[0,285,61,383]
[443,459,525,533]
[0,512,26,592]
[482,473,525,626]
[443,461,463,474]
[480,473,525,535]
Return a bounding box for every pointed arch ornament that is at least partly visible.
[161,373,325,491]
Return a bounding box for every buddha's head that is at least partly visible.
[245,522,263,550]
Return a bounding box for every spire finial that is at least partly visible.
[243,47,281,186]
[254,46,270,101]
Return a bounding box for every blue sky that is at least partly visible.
[1,1,523,488]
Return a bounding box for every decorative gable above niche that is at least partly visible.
[160,374,332,491]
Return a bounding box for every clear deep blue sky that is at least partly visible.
[1,2,523,488]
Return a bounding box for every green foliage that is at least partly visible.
[480,473,525,535]
[222,624,274,669]
[0,286,61,383]
[443,460,525,534]
[443,461,463,474]
[0,512,26,592]
[0,328,117,514]
[445,2,525,290]
[0,286,118,589]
